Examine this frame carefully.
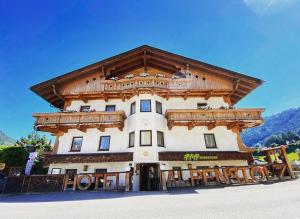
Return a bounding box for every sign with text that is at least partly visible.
[184,153,218,161]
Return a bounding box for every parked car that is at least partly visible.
[0,173,6,193]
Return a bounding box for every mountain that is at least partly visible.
[0,130,16,145]
[242,107,300,146]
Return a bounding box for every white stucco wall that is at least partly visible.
[55,94,239,163]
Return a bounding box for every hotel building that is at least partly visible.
[31,45,264,191]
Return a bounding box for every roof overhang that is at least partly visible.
[31,45,263,108]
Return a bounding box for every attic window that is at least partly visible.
[86,80,90,84]
[195,75,199,79]
[93,78,96,81]
[197,102,207,109]
[202,77,206,81]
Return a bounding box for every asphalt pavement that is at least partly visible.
[0,179,300,219]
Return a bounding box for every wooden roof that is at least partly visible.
[31,45,263,108]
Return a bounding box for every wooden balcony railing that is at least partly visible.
[33,111,127,133]
[165,108,264,130]
[62,76,230,95]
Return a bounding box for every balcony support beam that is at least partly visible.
[207,122,216,130]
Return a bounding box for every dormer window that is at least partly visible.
[80,106,90,112]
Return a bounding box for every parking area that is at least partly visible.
[0,179,300,219]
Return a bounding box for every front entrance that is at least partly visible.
[139,163,160,191]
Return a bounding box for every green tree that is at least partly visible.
[285,131,300,142]
[15,132,52,174]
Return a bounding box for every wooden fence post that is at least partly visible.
[63,174,69,191]
[281,147,296,179]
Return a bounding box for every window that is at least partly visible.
[99,136,110,151]
[156,101,162,114]
[95,168,107,174]
[204,134,217,148]
[172,167,182,180]
[197,103,207,109]
[140,99,151,112]
[80,106,90,112]
[105,105,116,112]
[83,165,89,171]
[51,168,61,174]
[66,169,77,182]
[129,132,135,148]
[140,130,152,146]
[70,137,83,151]
[130,102,136,115]
[157,131,165,147]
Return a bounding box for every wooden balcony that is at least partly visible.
[61,76,232,102]
[165,108,264,130]
[33,111,127,134]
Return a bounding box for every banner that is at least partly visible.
[25,152,38,176]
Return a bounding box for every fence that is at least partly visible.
[2,175,65,193]
[2,171,131,194]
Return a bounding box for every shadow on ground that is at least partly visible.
[0,180,288,203]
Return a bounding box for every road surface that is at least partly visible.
[0,179,300,219]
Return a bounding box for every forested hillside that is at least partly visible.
[242,107,300,146]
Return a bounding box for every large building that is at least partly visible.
[31,45,264,191]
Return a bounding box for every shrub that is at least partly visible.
[0,146,28,167]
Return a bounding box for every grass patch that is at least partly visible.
[256,153,300,162]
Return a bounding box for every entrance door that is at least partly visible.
[139,163,159,191]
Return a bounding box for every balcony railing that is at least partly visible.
[61,76,230,95]
[33,111,126,133]
[165,108,264,129]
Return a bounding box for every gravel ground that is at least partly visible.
[0,179,300,219]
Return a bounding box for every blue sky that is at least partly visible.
[0,0,300,140]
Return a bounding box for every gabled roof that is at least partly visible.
[31,45,263,108]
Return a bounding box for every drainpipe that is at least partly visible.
[51,84,65,109]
